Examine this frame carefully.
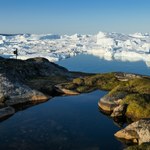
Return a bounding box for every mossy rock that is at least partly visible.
[84,75,99,86]
[60,72,150,119]
[73,78,84,85]
[76,86,95,93]
[128,78,150,94]
[63,83,77,90]
[122,94,150,119]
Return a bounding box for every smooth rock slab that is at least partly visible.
[98,92,127,112]
[98,99,118,112]
[5,91,51,106]
[55,85,79,95]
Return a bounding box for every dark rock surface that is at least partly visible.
[0,57,75,119]
[0,57,70,103]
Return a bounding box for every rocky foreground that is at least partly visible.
[0,57,150,149]
[0,56,86,119]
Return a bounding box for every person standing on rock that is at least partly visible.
[13,48,18,59]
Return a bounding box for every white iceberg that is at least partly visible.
[0,31,150,67]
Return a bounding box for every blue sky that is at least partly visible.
[0,0,150,34]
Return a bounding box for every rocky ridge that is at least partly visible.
[0,57,76,119]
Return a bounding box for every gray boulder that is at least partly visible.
[0,57,82,120]
[0,57,70,105]
[98,91,127,112]
[0,73,50,105]
[114,72,142,81]
[115,119,150,145]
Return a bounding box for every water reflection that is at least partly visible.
[0,91,125,150]
[98,108,130,128]
[87,47,150,68]
[57,54,150,75]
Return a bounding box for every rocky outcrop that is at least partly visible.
[0,73,50,105]
[98,98,118,112]
[114,72,142,81]
[114,119,150,145]
[0,57,71,102]
[0,57,75,119]
[55,85,79,95]
[111,104,128,118]
[62,72,150,119]
[0,57,69,82]
[98,92,127,112]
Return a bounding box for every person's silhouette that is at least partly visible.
[13,48,18,59]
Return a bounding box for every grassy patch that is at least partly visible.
[128,78,150,94]
[122,94,150,119]
[76,86,93,93]
[61,73,150,119]
[62,73,120,93]
[73,78,84,85]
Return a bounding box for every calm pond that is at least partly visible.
[0,54,149,150]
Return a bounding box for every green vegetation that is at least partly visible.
[76,86,92,93]
[122,94,150,119]
[73,78,84,85]
[61,72,150,119]
[64,83,77,90]
[128,78,150,94]
[63,73,120,92]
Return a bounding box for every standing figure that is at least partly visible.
[13,48,18,59]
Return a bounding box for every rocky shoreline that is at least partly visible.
[58,70,150,148]
[0,57,150,149]
[0,57,77,118]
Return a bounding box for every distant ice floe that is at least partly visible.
[0,31,150,67]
